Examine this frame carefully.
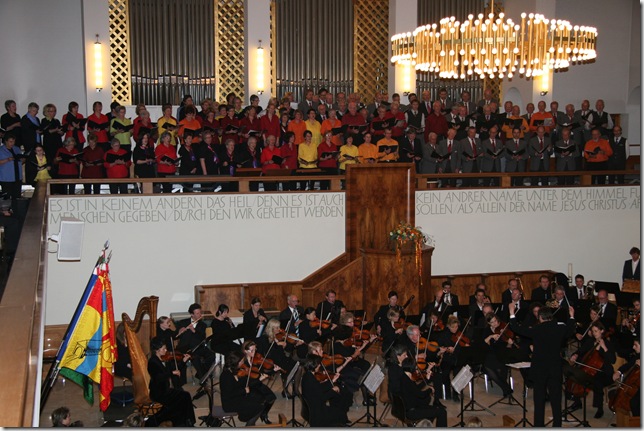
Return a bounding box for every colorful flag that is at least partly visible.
[56,258,117,411]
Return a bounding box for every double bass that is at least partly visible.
[608,361,640,413]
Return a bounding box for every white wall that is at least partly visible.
[0,0,87,113]
[46,193,346,324]
[416,186,641,284]
[45,186,640,325]
[245,0,272,107]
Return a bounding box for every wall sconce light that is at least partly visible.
[540,91,549,96]
[402,63,412,96]
[94,34,103,92]
[256,40,265,95]
[538,65,549,97]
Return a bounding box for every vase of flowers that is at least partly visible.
[389,221,432,285]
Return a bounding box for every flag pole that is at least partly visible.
[39,241,110,412]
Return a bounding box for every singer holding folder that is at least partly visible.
[54,137,79,195]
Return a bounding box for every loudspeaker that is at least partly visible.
[57,217,85,261]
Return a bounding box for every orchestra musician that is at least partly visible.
[531,274,553,304]
[523,302,543,328]
[296,307,322,357]
[549,285,571,323]
[242,297,268,341]
[468,283,491,305]
[176,303,214,379]
[240,340,277,424]
[437,315,475,402]
[402,325,445,406]
[469,288,491,329]
[575,305,600,342]
[500,286,528,323]
[374,291,406,335]
[386,343,447,426]
[612,338,640,416]
[307,341,354,412]
[278,294,305,337]
[148,337,195,427]
[315,289,345,329]
[156,316,186,387]
[210,304,241,355]
[421,281,458,326]
[300,355,351,427]
[508,302,576,427]
[219,350,267,426]
[620,298,640,339]
[596,288,618,330]
[380,309,405,354]
[564,321,616,418]
[332,312,377,403]
[501,278,519,308]
[622,247,640,281]
[255,318,296,386]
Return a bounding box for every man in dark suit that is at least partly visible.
[297,89,318,114]
[550,285,571,323]
[315,289,345,328]
[457,127,481,187]
[279,294,305,335]
[476,89,499,115]
[468,283,490,305]
[421,282,458,325]
[374,291,406,333]
[596,289,618,330]
[500,286,528,323]
[438,128,458,186]
[468,288,489,328]
[176,303,214,378]
[554,127,578,186]
[478,124,503,186]
[531,274,553,304]
[608,125,627,184]
[528,125,552,186]
[459,91,477,118]
[398,128,423,172]
[509,303,576,426]
[504,127,528,186]
[567,274,590,308]
[419,90,433,119]
[501,278,518,308]
[622,247,640,281]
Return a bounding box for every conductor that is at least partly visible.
[508,301,576,427]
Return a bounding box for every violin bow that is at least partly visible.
[453,316,472,349]
[245,351,255,387]
[169,337,179,370]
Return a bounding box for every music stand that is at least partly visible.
[488,366,523,409]
[196,361,221,426]
[284,363,303,427]
[450,364,472,427]
[351,362,385,427]
[507,362,532,427]
[454,363,495,418]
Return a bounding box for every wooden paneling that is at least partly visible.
[363,246,433,319]
[196,282,301,313]
[302,253,350,288]
[345,163,415,260]
[301,257,365,311]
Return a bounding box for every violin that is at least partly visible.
[160,352,184,362]
[275,329,303,344]
[322,354,345,367]
[451,330,470,347]
[252,353,278,372]
[393,319,412,331]
[433,319,445,331]
[314,371,338,383]
[237,363,261,379]
[494,321,517,347]
[311,318,332,330]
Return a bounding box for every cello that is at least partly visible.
[564,341,605,397]
[608,361,640,413]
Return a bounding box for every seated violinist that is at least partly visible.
[403,325,445,406]
[296,307,322,358]
[210,304,241,355]
[421,282,456,326]
[575,305,600,342]
[437,315,477,402]
[374,291,405,336]
[469,288,492,329]
[386,343,447,426]
[307,341,354,410]
[479,313,526,398]
[422,309,445,339]
[564,321,616,418]
[301,355,351,427]
[219,350,267,426]
[316,289,345,331]
[332,312,377,402]
[255,319,294,397]
[148,337,195,427]
[240,340,277,424]
[156,316,187,387]
[380,309,405,355]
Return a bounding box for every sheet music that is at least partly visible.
[256,323,265,339]
[507,362,531,369]
[285,362,300,387]
[451,364,473,393]
[362,364,385,395]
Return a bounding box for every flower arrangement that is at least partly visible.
[389,221,432,285]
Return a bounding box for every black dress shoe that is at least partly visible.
[594,408,604,419]
[260,414,272,424]
[569,400,582,412]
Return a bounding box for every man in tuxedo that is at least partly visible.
[398,128,423,172]
[568,274,590,308]
[500,286,528,322]
[457,127,480,187]
[596,289,618,330]
[608,125,627,184]
[531,275,553,304]
[176,303,214,378]
[504,127,528,186]
[479,124,503,186]
[554,127,578,185]
[509,303,576,427]
[279,294,305,335]
[550,285,570,323]
[469,283,490,305]
[421,284,456,325]
[316,289,346,328]
[622,247,641,281]
[468,288,489,328]
[528,125,552,186]
[297,89,318,114]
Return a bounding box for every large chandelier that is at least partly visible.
[390,1,597,80]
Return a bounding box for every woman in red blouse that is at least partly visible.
[103,138,131,194]
[219,105,240,144]
[86,101,110,152]
[317,131,338,190]
[201,109,220,146]
[239,106,262,146]
[62,101,85,152]
[260,103,280,144]
[155,131,177,193]
[54,137,80,195]
[280,132,298,191]
[260,134,281,191]
[81,133,105,194]
[132,109,157,146]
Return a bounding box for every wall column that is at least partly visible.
[389,0,417,97]
[82,0,112,110]
[244,0,271,107]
